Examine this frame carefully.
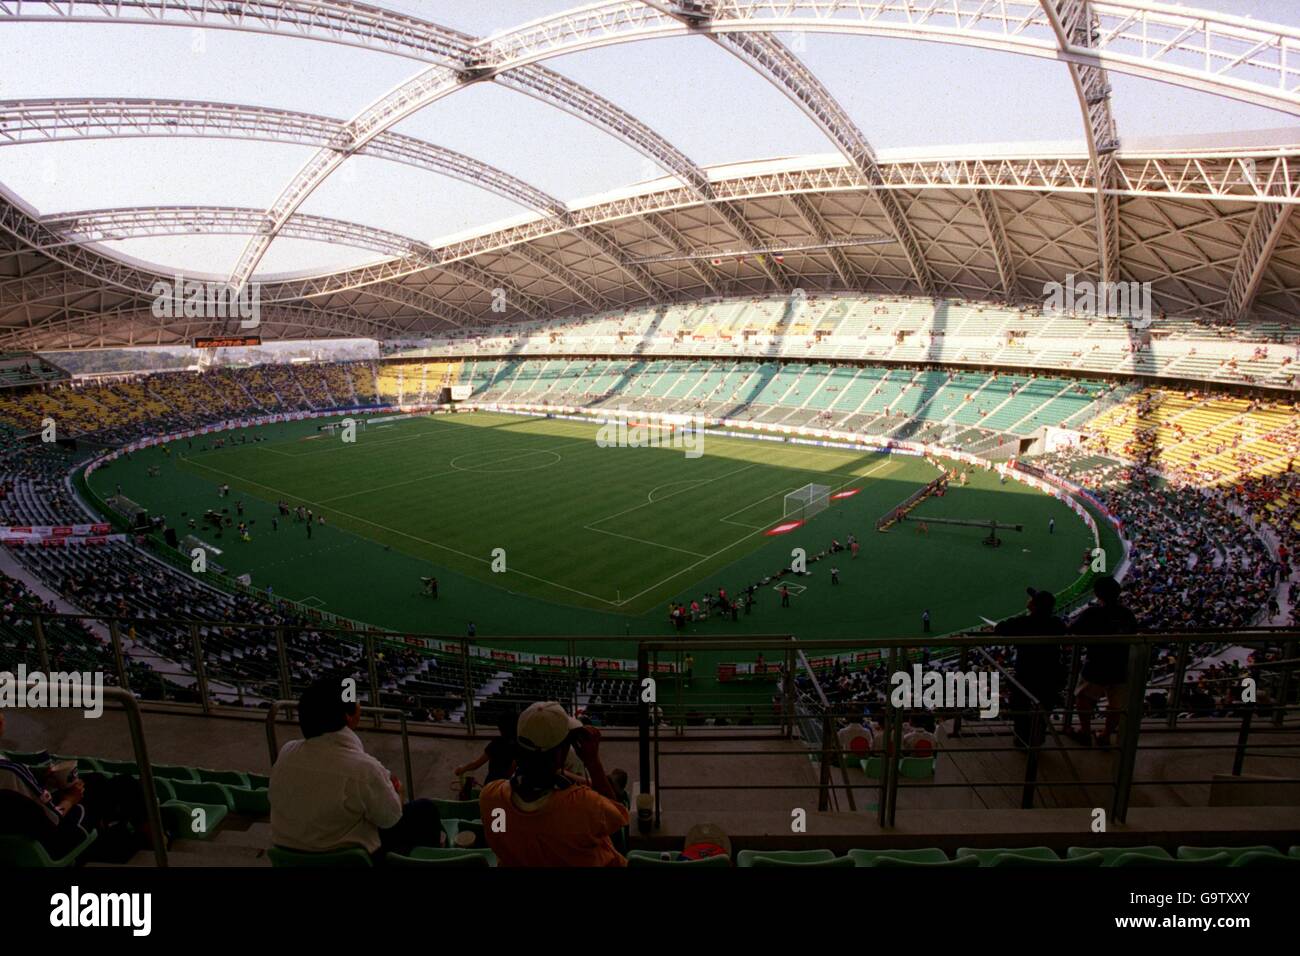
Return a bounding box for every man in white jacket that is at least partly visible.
[271,677,441,861]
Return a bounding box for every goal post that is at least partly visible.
[784,483,831,522]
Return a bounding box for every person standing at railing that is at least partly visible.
[1067,576,1139,748]
[994,588,1068,749]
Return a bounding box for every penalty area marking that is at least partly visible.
[646,478,710,503]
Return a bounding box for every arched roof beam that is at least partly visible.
[8,1,1293,112]
[508,244,608,312]
[640,213,726,297]
[438,260,549,323]
[649,6,932,294]
[788,189,857,290]
[39,205,441,264]
[973,188,1021,301]
[568,223,672,301]
[1221,201,1292,324]
[0,97,568,216]
[1042,1,1122,285]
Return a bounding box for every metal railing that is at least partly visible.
[635,628,1300,828]
[14,680,169,867]
[8,610,1298,833]
[10,610,726,737]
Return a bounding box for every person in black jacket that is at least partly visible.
[1068,576,1139,747]
[994,589,1067,749]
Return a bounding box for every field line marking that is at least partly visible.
[718,457,896,528]
[587,461,760,527]
[616,457,900,608]
[316,436,591,504]
[179,455,621,607]
[582,524,708,558]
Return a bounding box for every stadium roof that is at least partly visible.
[1,0,1299,351]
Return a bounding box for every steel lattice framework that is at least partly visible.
[0,0,1298,351]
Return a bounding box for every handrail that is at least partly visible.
[265,700,415,800]
[795,648,857,813]
[18,680,168,867]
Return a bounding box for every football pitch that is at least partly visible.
[88,411,1110,644]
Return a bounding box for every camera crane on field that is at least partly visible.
[901,514,1024,547]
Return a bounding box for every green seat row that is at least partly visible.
[268,845,497,867]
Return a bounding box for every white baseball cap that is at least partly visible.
[516,701,583,753]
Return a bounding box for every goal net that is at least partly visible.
[783,483,831,521]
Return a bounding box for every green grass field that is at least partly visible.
[87,411,1114,653]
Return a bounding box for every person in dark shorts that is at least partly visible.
[994,588,1067,748]
[1068,576,1139,747]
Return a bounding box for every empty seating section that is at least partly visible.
[458,358,1116,445]
[397,294,1295,390]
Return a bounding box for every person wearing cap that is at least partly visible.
[479,701,629,867]
[679,822,731,862]
[994,588,1068,749]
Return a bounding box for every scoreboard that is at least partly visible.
[194,336,261,349]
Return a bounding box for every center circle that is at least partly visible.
[449,448,563,473]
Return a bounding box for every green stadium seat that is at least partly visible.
[1290,847,1300,858]
[1068,846,1232,867]
[1177,845,1283,864]
[432,798,481,821]
[169,780,235,811]
[899,756,936,778]
[97,759,138,776]
[197,768,250,788]
[268,846,373,868]
[152,764,200,783]
[247,773,271,789]
[387,847,495,867]
[151,777,176,802]
[228,786,271,816]
[162,795,228,840]
[3,750,51,766]
[0,829,97,868]
[957,847,1102,867]
[848,848,976,868]
[737,849,854,868]
[860,756,883,778]
[626,850,731,867]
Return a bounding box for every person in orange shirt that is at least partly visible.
[479,701,628,867]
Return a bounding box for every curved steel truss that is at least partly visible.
[1,1,1298,348]
[4,1,1294,111]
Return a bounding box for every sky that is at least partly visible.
[1,0,1298,278]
